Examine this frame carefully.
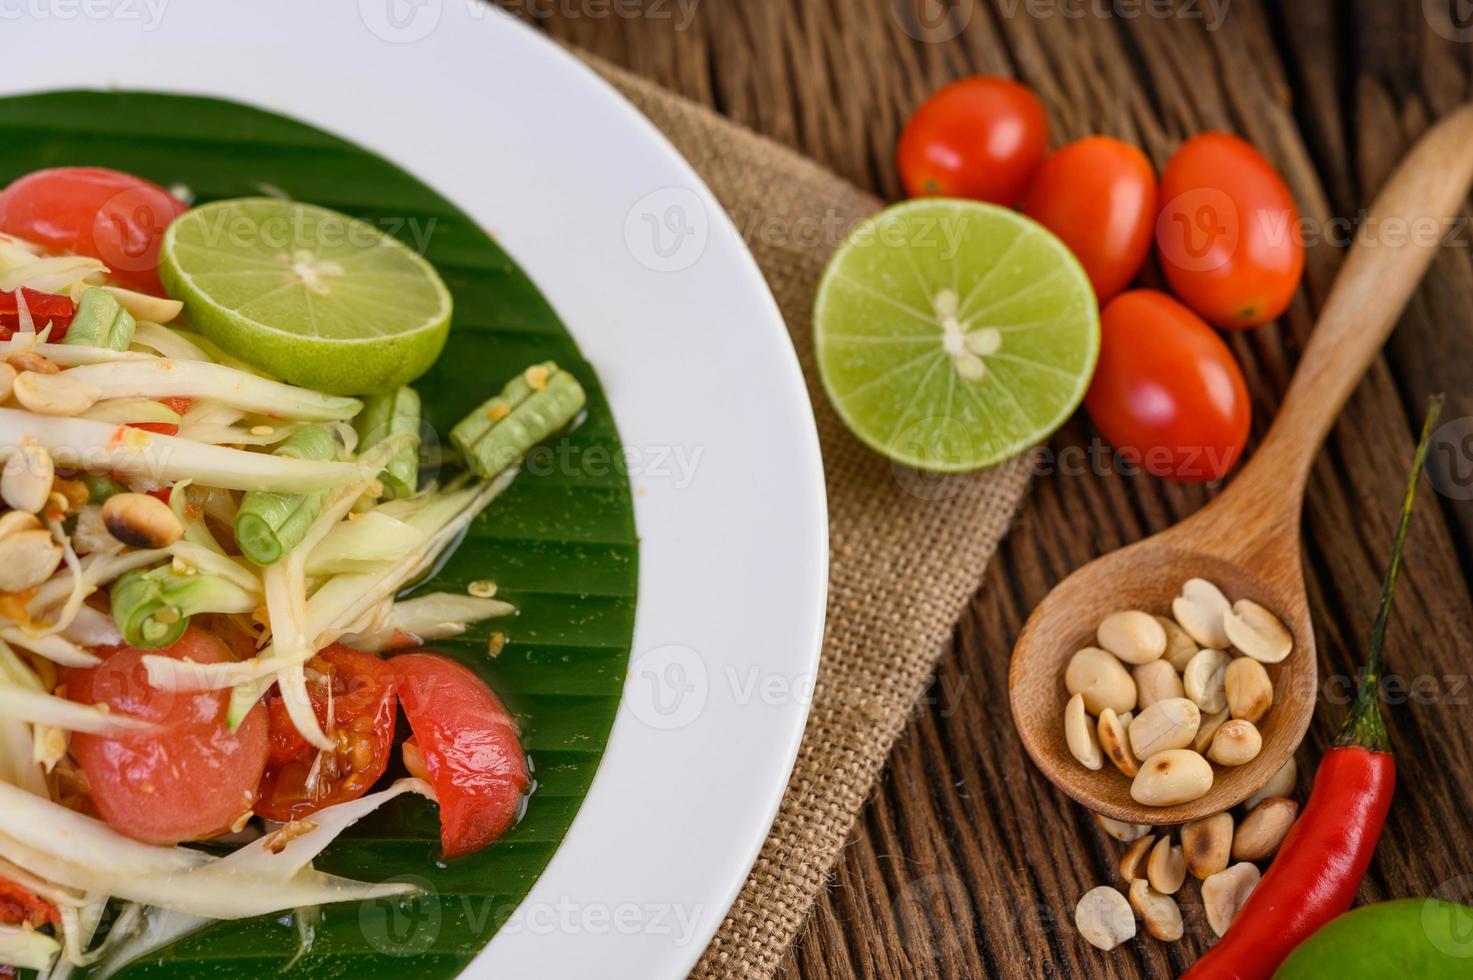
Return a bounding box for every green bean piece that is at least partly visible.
[64,287,136,350]
[80,473,127,503]
[110,565,256,648]
[234,426,338,565]
[450,362,586,479]
[355,386,421,498]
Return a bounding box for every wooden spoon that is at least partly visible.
[1010,104,1473,825]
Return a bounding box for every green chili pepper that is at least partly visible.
[110,564,256,648]
[64,287,135,350]
[450,362,586,479]
[355,386,421,498]
[234,426,338,565]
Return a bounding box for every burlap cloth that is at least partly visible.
[580,55,1036,979]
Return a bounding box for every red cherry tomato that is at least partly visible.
[1155,133,1303,329]
[0,287,74,340]
[0,876,59,928]
[256,644,398,822]
[1021,136,1157,302]
[391,653,529,858]
[897,76,1049,205]
[0,167,187,295]
[66,627,269,844]
[1085,289,1251,482]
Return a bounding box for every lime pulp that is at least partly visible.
[813,198,1099,472]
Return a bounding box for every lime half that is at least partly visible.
[814,199,1098,472]
[160,198,452,395]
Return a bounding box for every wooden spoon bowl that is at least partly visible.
[1011,500,1315,824]
[1010,104,1473,825]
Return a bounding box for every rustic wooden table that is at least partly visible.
[505,1,1473,976]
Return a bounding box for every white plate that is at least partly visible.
[2,4,828,978]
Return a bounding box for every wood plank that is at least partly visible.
[496,2,1473,976]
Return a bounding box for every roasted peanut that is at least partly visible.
[1246,758,1297,810]
[1183,648,1231,714]
[1065,647,1136,716]
[1097,708,1138,777]
[1097,610,1166,665]
[50,477,89,512]
[1207,719,1262,766]
[1133,659,1184,709]
[1223,599,1293,664]
[1147,836,1186,895]
[0,510,40,542]
[1092,811,1152,843]
[1131,750,1213,806]
[1118,833,1155,881]
[1232,797,1298,861]
[1192,707,1230,754]
[1156,615,1198,673]
[1074,886,1135,951]
[1171,577,1231,648]
[0,362,15,402]
[1065,692,1103,771]
[0,528,64,592]
[1182,812,1233,880]
[1129,878,1184,941]
[101,492,183,549]
[13,371,98,416]
[1,440,53,513]
[1128,698,1200,760]
[1225,657,1273,724]
[5,351,58,375]
[1202,863,1260,936]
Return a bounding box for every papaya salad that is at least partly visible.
[0,168,586,977]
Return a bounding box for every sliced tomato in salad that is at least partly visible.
[0,287,75,340]
[0,166,187,295]
[128,396,194,437]
[391,652,529,858]
[255,644,398,822]
[66,626,269,844]
[0,876,59,928]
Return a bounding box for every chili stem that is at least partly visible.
[1335,394,1443,752]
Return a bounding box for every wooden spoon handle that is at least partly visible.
[1231,104,1473,504]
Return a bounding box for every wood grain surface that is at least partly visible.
[499,1,1473,976]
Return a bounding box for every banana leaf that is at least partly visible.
[0,90,637,978]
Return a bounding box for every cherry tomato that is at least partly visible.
[1021,136,1157,302]
[1085,290,1251,482]
[256,644,398,822]
[0,287,74,339]
[0,876,59,928]
[897,76,1049,205]
[66,627,269,844]
[128,396,194,437]
[1155,133,1303,329]
[391,653,529,858]
[0,167,187,295]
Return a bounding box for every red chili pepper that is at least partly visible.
[0,874,60,929]
[1183,396,1440,980]
[0,287,74,340]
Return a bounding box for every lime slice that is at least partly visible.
[159,198,452,395]
[814,199,1099,472]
